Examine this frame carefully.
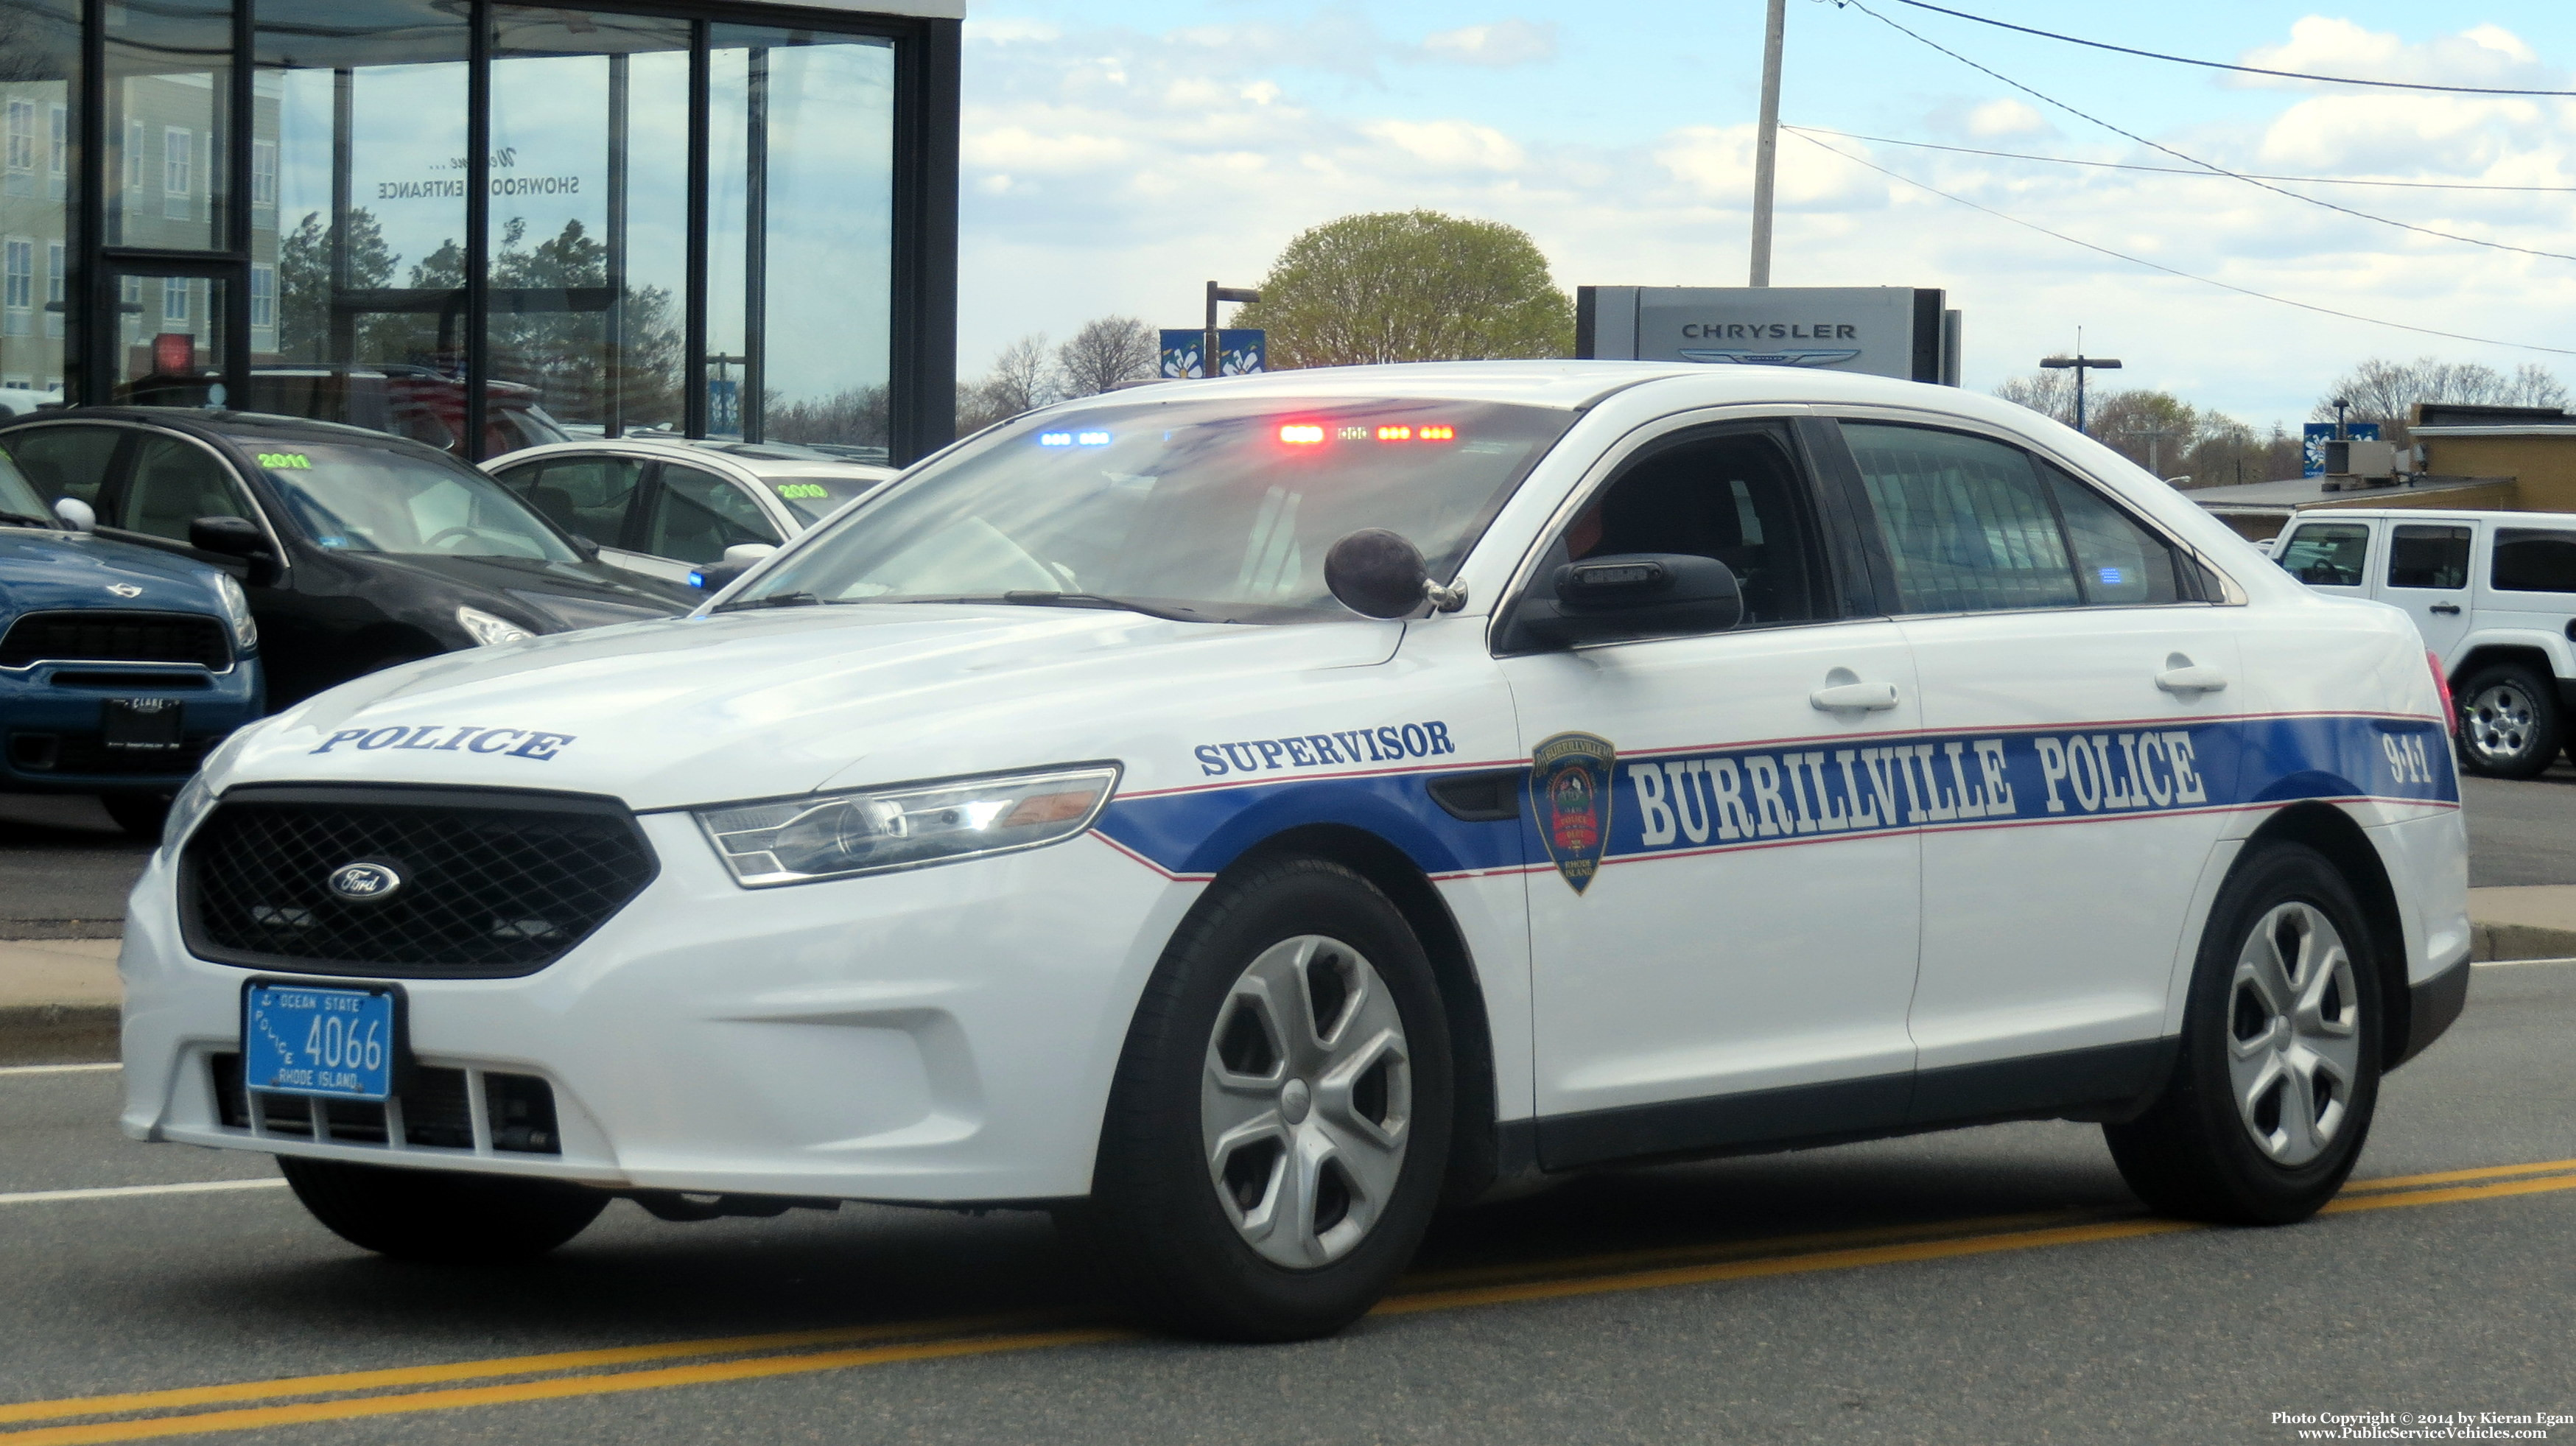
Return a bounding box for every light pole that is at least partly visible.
[1204,281,1260,378]
[2039,351,2122,435]
[1749,0,1787,287]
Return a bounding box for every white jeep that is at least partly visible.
[2273,508,2576,776]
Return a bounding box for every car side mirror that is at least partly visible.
[1324,528,1467,620]
[566,533,601,561]
[723,542,778,566]
[188,515,281,586]
[52,496,94,533]
[1507,552,1743,649]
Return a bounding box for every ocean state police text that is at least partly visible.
[1626,730,2211,849]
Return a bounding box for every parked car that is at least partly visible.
[0,408,695,709]
[2272,508,2576,776]
[485,437,896,585]
[0,446,262,835]
[118,362,2467,1341]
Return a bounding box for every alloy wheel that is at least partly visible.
[2465,681,2537,766]
[1200,935,1411,1268]
[2225,902,2362,1167]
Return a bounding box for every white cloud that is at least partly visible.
[1361,119,1526,172]
[1965,99,2048,139]
[2236,16,2559,91]
[1419,20,1557,68]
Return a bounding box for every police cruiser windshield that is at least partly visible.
[730,397,1575,622]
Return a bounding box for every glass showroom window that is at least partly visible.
[164,277,189,324]
[249,263,274,339]
[107,0,228,250]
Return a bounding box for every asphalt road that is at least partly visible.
[4,961,2572,1445]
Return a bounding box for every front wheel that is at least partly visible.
[2105,842,2382,1224]
[1075,856,1453,1341]
[2456,662,2562,779]
[280,1157,608,1263]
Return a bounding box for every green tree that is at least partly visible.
[1231,210,1573,368]
[275,208,395,361]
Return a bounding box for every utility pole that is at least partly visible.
[2040,351,2122,435]
[1748,0,1786,287]
[1204,281,1260,379]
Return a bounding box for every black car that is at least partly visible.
[0,409,696,707]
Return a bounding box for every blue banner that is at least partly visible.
[1159,329,1266,379]
[2303,421,2382,477]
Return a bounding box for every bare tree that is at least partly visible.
[955,333,1059,435]
[1056,316,1160,398]
[1993,370,2080,429]
[2314,356,2572,444]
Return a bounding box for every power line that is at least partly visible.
[1836,0,2576,267]
[1784,129,2576,358]
[1781,125,2576,195]
[1880,0,2576,98]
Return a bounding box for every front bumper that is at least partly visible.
[0,661,262,793]
[119,811,1198,1202]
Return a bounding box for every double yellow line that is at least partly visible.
[7,1157,2573,1445]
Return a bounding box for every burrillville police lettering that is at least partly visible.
[1194,721,1456,777]
[309,724,575,761]
[1625,730,2210,849]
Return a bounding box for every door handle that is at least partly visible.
[1810,680,1900,712]
[2155,664,2229,695]
[2429,602,2463,616]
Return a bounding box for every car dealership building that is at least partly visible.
[0,0,959,461]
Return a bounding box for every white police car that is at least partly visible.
[119,363,2468,1341]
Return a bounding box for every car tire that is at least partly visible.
[1074,855,1453,1341]
[2104,842,2382,1224]
[99,793,172,839]
[2455,662,2562,779]
[279,1157,608,1263]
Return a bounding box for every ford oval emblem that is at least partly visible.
[327,860,404,902]
[106,583,143,598]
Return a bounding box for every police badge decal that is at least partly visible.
[1529,731,1616,893]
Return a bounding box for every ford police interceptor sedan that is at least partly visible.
[118,362,2470,1341]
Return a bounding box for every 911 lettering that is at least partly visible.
[1191,720,1456,776]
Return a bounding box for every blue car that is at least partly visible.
[0,448,263,835]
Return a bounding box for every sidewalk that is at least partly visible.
[7,888,2571,1061]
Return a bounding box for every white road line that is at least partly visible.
[0,1061,120,1076]
[0,1178,287,1205]
[2473,956,2576,969]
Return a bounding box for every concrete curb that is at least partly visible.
[0,1003,119,1067]
[2471,922,2576,964]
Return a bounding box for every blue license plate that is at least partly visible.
[242,984,396,1101]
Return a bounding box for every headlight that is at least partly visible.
[695,764,1120,887]
[213,572,257,650]
[161,770,219,859]
[455,606,534,646]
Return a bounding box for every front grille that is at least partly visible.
[211,1053,559,1153]
[181,787,658,978]
[0,611,229,670]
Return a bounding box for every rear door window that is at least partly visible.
[2386,524,2470,589]
[2275,522,2371,587]
[2491,528,2576,594]
[1,424,124,508]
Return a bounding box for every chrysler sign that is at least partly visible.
[1579,286,1958,385]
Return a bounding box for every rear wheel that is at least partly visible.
[2105,843,2382,1224]
[1075,856,1453,1341]
[279,1157,607,1263]
[2456,662,2561,779]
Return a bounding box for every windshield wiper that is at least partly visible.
[991,591,1209,622]
[712,591,823,614]
[0,511,56,528]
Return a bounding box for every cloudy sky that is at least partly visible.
[954,1,2576,432]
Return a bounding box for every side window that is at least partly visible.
[118,435,251,544]
[1,424,121,507]
[2275,523,2370,587]
[1559,429,1826,626]
[2491,528,2576,594]
[645,464,781,564]
[2386,524,2471,590]
[498,456,641,547]
[2037,461,2186,606]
